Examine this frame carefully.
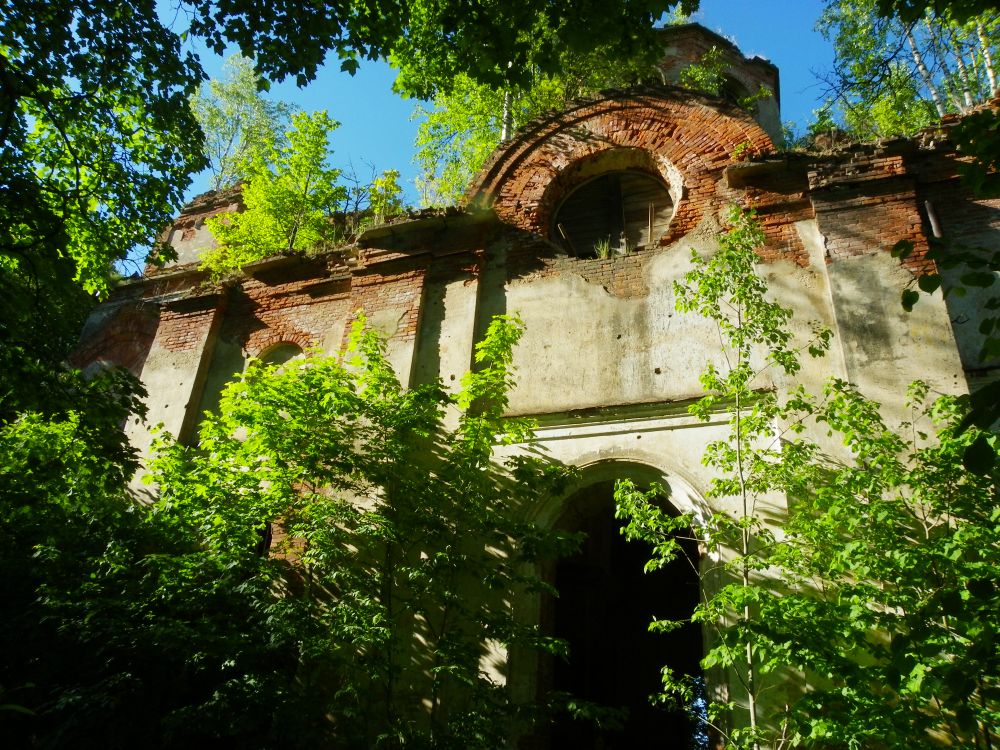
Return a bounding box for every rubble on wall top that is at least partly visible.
[657,23,778,72]
[176,182,244,215]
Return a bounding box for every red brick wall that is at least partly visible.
[504,230,652,298]
[157,294,224,353]
[219,259,353,357]
[469,91,774,242]
[808,146,934,275]
[349,258,430,345]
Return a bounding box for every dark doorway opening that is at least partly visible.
[545,480,703,749]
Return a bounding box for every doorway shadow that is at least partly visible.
[541,480,704,749]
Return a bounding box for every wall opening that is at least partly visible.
[259,342,304,367]
[543,479,704,749]
[552,172,674,258]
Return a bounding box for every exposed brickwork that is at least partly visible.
[245,326,316,358]
[799,143,943,275]
[504,231,653,298]
[157,294,225,352]
[728,159,815,266]
[348,258,430,345]
[754,206,815,267]
[925,192,1000,244]
[426,249,484,285]
[220,258,353,356]
[469,89,774,242]
[814,180,930,274]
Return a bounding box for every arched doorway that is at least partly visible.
[543,479,704,749]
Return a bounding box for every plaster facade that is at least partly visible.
[73,24,1000,746]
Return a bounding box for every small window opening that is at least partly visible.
[553,172,673,258]
[721,76,752,109]
[260,342,303,367]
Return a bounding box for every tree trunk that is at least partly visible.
[977,22,998,98]
[924,18,966,111]
[500,89,513,141]
[907,24,948,117]
[948,27,977,109]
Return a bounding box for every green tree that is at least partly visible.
[3,0,694,299]
[1,1,208,294]
[412,46,661,206]
[203,110,347,277]
[368,168,405,225]
[149,315,576,746]
[3,315,578,747]
[616,209,999,748]
[189,55,296,192]
[819,0,998,138]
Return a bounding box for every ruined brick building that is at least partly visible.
[74,24,998,748]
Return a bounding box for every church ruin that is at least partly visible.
[73,24,999,747]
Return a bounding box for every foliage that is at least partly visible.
[385,1,695,100]
[819,0,999,138]
[875,0,998,24]
[3,0,695,299]
[412,75,510,206]
[203,110,347,278]
[147,314,575,746]
[367,168,405,225]
[678,46,730,96]
[616,208,999,748]
[1,0,208,293]
[412,46,660,205]
[678,46,774,118]
[2,315,576,747]
[189,55,296,192]
[169,0,697,98]
[842,62,938,138]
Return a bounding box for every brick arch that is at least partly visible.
[466,87,774,242]
[244,326,315,359]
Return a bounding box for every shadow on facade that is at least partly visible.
[536,479,704,749]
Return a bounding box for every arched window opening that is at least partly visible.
[721,76,753,109]
[259,342,303,367]
[541,480,704,749]
[553,172,674,258]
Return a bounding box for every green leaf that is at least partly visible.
[891,239,915,259]
[916,274,940,293]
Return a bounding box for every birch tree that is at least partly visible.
[819,0,999,139]
[189,55,295,192]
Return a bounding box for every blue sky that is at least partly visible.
[180,1,835,206]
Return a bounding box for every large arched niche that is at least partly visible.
[528,456,709,530]
[516,457,715,749]
[466,89,774,244]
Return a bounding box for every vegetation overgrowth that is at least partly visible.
[1,0,999,746]
[617,209,999,749]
